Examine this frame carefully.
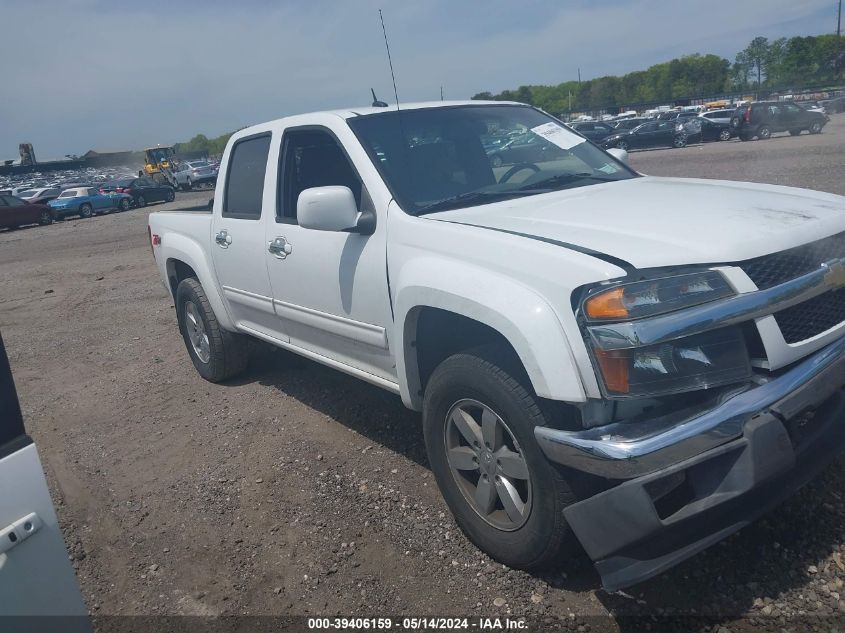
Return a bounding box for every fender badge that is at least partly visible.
[823,259,845,289]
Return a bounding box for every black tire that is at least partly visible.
[615,140,629,151]
[39,209,53,225]
[165,189,175,202]
[672,134,687,148]
[490,156,503,168]
[809,121,823,134]
[118,198,131,212]
[422,344,578,570]
[757,125,771,140]
[136,194,147,208]
[719,128,732,141]
[79,203,93,218]
[175,277,248,382]
[789,129,802,136]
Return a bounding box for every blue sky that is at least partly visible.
[0,0,839,159]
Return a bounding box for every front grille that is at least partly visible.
[741,232,845,289]
[774,287,845,343]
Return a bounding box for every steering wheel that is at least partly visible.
[498,162,540,184]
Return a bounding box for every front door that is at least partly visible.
[264,126,395,382]
[210,132,284,340]
[0,332,89,623]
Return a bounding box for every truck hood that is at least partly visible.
[432,176,845,269]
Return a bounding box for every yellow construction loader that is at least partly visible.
[143,147,179,188]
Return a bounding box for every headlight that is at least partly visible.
[592,327,751,397]
[581,271,750,398]
[582,271,734,321]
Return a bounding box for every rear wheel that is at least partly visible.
[672,134,687,148]
[39,209,53,225]
[757,125,771,140]
[136,194,146,208]
[165,189,175,202]
[175,277,248,382]
[423,345,578,570]
[615,140,629,152]
[79,204,93,218]
[719,128,732,141]
[118,198,131,212]
[810,121,823,134]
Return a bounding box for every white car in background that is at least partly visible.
[172,160,218,191]
[699,108,738,126]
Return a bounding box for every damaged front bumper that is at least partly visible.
[534,335,845,591]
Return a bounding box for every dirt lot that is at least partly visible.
[2,117,845,631]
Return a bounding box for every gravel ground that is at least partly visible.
[1,116,844,632]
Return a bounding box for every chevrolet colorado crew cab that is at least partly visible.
[149,101,845,590]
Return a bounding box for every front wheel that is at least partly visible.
[672,134,687,148]
[79,204,93,218]
[615,140,629,152]
[39,209,53,225]
[422,345,577,570]
[136,194,147,208]
[175,278,248,382]
[810,121,823,134]
[165,189,175,202]
[118,198,131,212]
[719,128,732,141]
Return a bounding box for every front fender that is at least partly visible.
[160,232,235,331]
[394,257,586,410]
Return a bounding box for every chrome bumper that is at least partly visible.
[535,335,845,478]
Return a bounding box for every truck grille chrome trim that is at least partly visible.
[535,335,845,479]
[588,257,845,351]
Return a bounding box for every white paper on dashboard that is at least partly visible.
[530,122,582,150]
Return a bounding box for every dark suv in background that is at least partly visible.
[731,101,829,140]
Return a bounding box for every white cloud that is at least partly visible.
[0,0,835,158]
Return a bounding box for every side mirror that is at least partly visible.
[297,186,359,232]
[606,147,629,164]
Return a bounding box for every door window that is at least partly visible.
[278,129,362,222]
[5,196,24,207]
[223,134,271,220]
[0,197,7,207]
[0,333,25,451]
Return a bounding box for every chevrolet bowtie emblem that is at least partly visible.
[823,259,845,289]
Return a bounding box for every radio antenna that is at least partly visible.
[379,9,400,110]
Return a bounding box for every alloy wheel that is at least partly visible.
[184,300,211,363]
[444,399,532,531]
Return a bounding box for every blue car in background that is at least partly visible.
[48,187,132,219]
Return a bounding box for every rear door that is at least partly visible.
[1,196,35,225]
[0,332,89,621]
[210,132,284,340]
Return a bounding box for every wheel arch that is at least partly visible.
[162,235,235,331]
[393,264,587,411]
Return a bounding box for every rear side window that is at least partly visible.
[0,333,26,453]
[224,134,271,220]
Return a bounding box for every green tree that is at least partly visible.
[739,36,770,87]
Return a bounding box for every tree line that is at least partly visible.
[473,34,845,113]
[174,131,235,157]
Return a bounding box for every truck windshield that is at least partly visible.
[348,104,636,215]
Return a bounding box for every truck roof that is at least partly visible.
[324,100,521,118]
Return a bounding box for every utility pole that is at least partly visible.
[440,86,444,101]
[577,67,581,84]
[838,0,842,37]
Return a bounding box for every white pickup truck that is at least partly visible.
[149,100,845,590]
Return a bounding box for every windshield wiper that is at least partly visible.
[415,190,539,215]
[518,172,618,191]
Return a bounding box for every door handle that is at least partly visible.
[0,513,42,556]
[215,230,232,248]
[268,236,292,259]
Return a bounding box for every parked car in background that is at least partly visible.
[601,120,687,151]
[797,101,826,114]
[679,117,733,142]
[487,134,567,167]
[731,101,830,140]
[699,108,737,125]
[172,161,217,190]
[612,117,648,130]
[99,177,175,208]
[821,96,845,114]
[48,187,131,219]
[0,195,55,229]
[17,187,62,205]
[568,121,617,143]
[657,111,698,121]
